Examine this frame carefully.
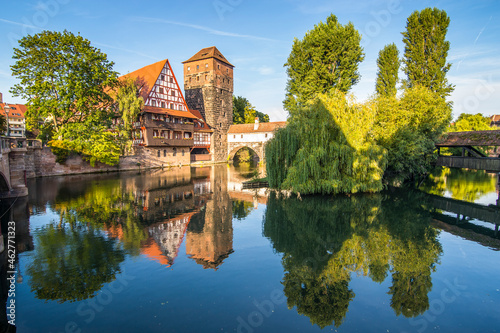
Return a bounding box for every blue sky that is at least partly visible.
[0,0,499,121]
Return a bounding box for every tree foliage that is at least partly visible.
[10,30,120,165]
[232,96,269,124]
[113,77,144,154]
[0,113,7,135]
[372,86,452,181]
[266,91,386,194]
[375,43,400,97]
[448,113,493,132]
[402,8,454,99]
[284,14,364,112]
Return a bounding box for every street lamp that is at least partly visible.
[3,104,10,137]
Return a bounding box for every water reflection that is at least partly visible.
[4,165,498,331]
[420,167,498,202]
[263,190,442,327]
[23,166,234,304]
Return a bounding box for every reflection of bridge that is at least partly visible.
[425,191,500,249]
[436,130,500,172]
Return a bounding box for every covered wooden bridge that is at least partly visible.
[435,130,500,172]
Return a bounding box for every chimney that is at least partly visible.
[254,117,259,130]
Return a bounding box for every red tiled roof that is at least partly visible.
[189,109,213,133]
[491,115,500,122]
[0,103,26,118]
[120,59,167,100]
[182,46,234,67]
[228,121,287,134]
[142,105,198,119]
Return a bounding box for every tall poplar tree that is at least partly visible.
[375,43,400,97]
[284,14,364,112]
[401,8,454,99]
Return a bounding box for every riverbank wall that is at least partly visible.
[24,146,204,178]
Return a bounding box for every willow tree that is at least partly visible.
[284,14,364,113]
[266,91,387,194]
[402,8,454,99]
[375,43,400,97]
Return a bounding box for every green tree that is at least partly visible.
[372,86,452,181]
[284,14,364,112]
[114,77,144,154]
[402,8,454,99]
[10,30,120,165]
[375,43,400,97]
[449,113,493,132]
[232,96,269,124]
[0,113,7,135]
[266,91,386,195]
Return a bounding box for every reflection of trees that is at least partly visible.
[419,167,496,203]
[232,200,254,221]
[263,189,442,328]
[27,223,124,303]
[54,181,148,256]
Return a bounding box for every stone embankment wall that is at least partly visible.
[24,146,190,178]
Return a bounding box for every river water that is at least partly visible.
[1,165,499,332]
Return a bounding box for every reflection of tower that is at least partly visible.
[185,165,233,269]
[183,47,234,162]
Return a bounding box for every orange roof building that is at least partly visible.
[0,103,27,137]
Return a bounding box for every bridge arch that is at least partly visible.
[228,144,264,163]
[0,171,10,193]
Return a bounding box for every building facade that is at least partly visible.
[183,47,234,162]
[0,103,26,137]
[122,59,198,165]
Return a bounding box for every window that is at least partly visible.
[227,69,229,73]
[157,150,160,157]
[205,75,208,81]
[205,63,208,68]
[159,87,164,94]
[217,64,220,69]
[161,102,165,108]
[161,74,165,81]
[187,66,190,71]
[265,133,268,138]
[182,149,185,156]
[170,103,174,109]
[151,100,156,107]
[241,135,243,138]
[197,76,200,82]
[173,148,177,156]
[171,91,175,96]
[233,135,235,139]
[164,150,167,157]
[196,65,199,70]
[170,77,173,83]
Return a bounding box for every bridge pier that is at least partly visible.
[0,138,28,199]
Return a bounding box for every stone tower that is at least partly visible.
[183,47,234,162]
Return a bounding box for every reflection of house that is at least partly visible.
[0,103,26,137]
[144,214,192,267]
[491,115,500,128]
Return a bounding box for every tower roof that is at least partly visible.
[182,46,234,67]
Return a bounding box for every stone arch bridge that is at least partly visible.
[0,137,38,199]
[227,121,287,163]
